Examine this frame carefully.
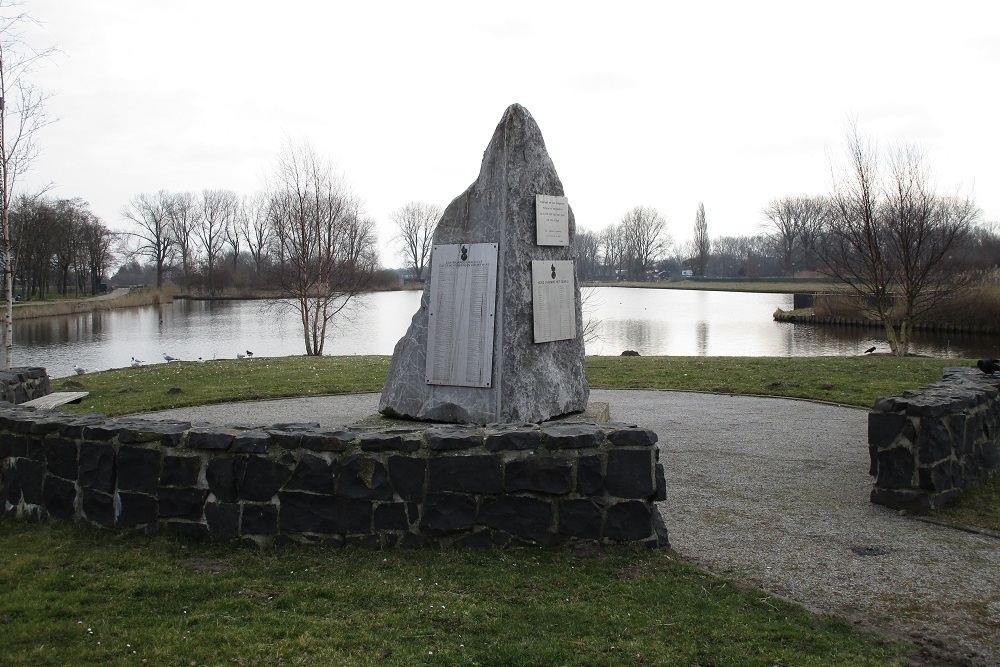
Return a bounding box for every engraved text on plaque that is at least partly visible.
[426,243,499,387]
[532,260,576,343]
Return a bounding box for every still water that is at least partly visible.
[14,287,997,378]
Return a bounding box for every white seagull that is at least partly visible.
[130,357,145,368]
[236,352,246,359]
[73,364,87,375]
[162,352,180,362]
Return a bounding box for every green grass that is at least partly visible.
[54,354,969,416]
[0,520,909,667]
[933,472,1000,533]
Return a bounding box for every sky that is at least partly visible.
[14,0,1000,267]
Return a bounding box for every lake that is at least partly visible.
[14,287,996,378]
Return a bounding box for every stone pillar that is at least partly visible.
[379,104,589,425]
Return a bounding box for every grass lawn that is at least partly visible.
[0,520,909,666]
[54,354,965,416]
[10,354,991,664]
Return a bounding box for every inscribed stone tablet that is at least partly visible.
[535,194,569,246]
[425,243,499,387]
[532,260,576,343]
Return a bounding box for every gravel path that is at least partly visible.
[141,390,1000,665]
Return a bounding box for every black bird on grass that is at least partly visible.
[976,358,1000,375]
[864,346,876,354]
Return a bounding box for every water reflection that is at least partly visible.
[13,287,997,378]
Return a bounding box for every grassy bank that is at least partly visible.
[0,520,909,666]
[12,286,174,320]
[584,279,846,293]
[55,354,966,416]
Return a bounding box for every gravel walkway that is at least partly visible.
[142,390,1000,665]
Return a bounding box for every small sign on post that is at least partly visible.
[425,242,499,387]
[535,194,569,246]
[532,260,576,343]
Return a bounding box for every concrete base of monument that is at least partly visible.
[357,401,610,428]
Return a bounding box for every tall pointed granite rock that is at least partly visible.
[379,104,589,424]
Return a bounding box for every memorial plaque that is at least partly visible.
[425,242,499,387]
[532,260,576,343]
[535,194,569,246]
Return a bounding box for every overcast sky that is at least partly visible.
[17,1,1000,266]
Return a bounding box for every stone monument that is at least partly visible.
[379,104,589,424]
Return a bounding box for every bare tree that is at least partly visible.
[121,191,173,287]
[599,223,626,280]
[762,195,828,276]
[572,227,601,281]
[237,192,273,281]
[165,191,198,290]
[79,215,115,293]
[693,202,710,276]
[265,139,378,356]
[196,188,237,295]
[818,123,980,355]
[1,3,55,368]
[619,205,670,280]
[390,201,440,280]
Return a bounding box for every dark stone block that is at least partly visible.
[427,455,502,493]
[605,450,655,499]
[79,442,116,493]
[207,457,239,503]
[374,502,417,531]
[44,438,78,480]
[239,455,292,502]
[2,462,21,506]
[56,415,106,439]
[420,492,476,534]
[918,418,955,464]
[43,475,76,519]
[608,428,658,447]
[870,487,933,514]
[81,488,115,527]
[359,433,402,452]
[337,455,392,501]
[161,455,202,487]
[267,430,302,450]
[242,503,279,535]
[874,446,916,489]
[82,423,119,441]
[504,457,572,494]
[118,420,190,445]
[158,487,207,520]
[285,454,336,495]
[478,496,553,544]
[485,428,541,452]
[867,412,907,448]
[188,429,235,451]
[980,441,1000,469]
[18,458,44,504]
[577,455,604,495]
[427,427,481,451]
[299,430,356,452]
[117,491,158,527]
[604,501,652,541]
[388,455,426,502]
[654,463,667,502]
[0,433,27,459]
[232,430,271,453]
[117,446,162,494]
[26,436,45,462]
[278,491,372,534]
[30,417,64,436]
[542,424,603,450]
[558,498,602,539]
[205,502,241,540]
